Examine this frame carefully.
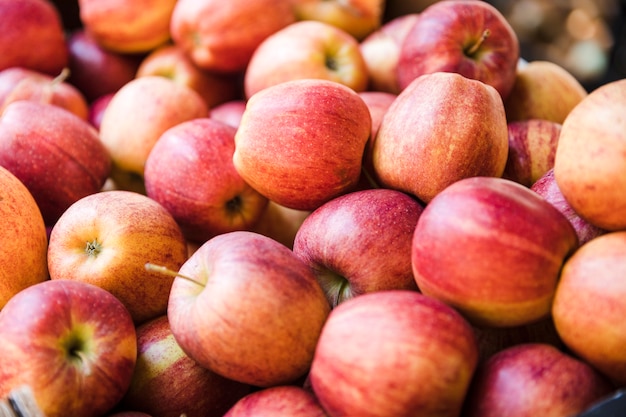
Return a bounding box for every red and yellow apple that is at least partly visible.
[223,385,328,417]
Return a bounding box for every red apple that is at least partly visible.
[0,279,137,417]
[396,0,520,100]
[87,92,115,130]
[309,290,478,417]
[233,78,371,211]
[412,176,578,328]
[223,385,328,417]
[372,71,509,204]
[144,117,269,244]
[209,99,247,128]
[167,231,331,387]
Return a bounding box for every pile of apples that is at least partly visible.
[0,0,625,416]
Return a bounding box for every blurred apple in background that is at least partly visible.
[358,90,397,182]
[168,231,331,387]
[396,0,520,100]
[250,201,311,250]
[87,92,114,130]
[309,290,478,417]
[412,176,578,328]
[120,315,251,417]
[372,71,509,204]
[0,279,137,417]
[243,20,369,98]
[47,190,189,324]
[0,166,49,309]
[144,118,269,244]
[0,0,68,75]
[0,101,111,226]
[223,385,328,417]
[233,79,371,211]
[209,99,247,128]
[552,230,626,387]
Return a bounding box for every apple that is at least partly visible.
[0,100,111,226]
[504,60,588,124]
[502,119,562,187]
[243,20,369,98]
[47,190,189,324]
[223,385,328,417]
[250,200,311,250]
[309,290,478,417]
[120,315,251,417]
[167,230,331,387]
[144,117,269,244]
[359,13,420,94]
[233,78,371,211]
[552,230,626,386]
[209,99,247,128]
[412,176,579,328]
[463,343,615,417]
[0,279,137,417]
[292,188,423,307]
[396,0,520,100]
[358,90,397,182]
[0,0,68,75]
[0,166,49,309]
[78,0,177,54]
[553,78,626,231]
[87,92,114,130]
[170,0,297,73]
[372,71,509,204]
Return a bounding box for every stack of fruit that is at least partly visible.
[0,0,624,416]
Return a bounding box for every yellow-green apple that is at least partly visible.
[412,176,579,328]
[502,119,562,187]
[504,60,588,124]
[66,29,142,103]
[170,0,297,73]
[249,200,311,250]
[309,290,478,417]
[358,90,396,184]
[0,100,111,226]
[78,0,177,54]
[553,78,626,231]
[359,13,420,94]
[167,230,331,387]
[223,385,328,417]
[243,20,369,98]
[136,43,241,109]
[463,343,615,417]
[233,78,371,211]
[0,166,49,309]
[552,231,626,386]
[372,71,509,204]
[120,315,251,417]
[531,169,606,246]
[0,67,89,120]
[144,118,269,245]
[396,0,520,100]
[0,279,137,417]
[47,190,189,324]
[99,75,209,183]
[292,188,423,307]
[87,92,114,130]
[209,99,247,128]
[292,0,385,41]
[0,0,68,75]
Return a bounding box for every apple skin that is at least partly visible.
[209,99,247,128]
[396,0,520,100]
[170,0,297,73]
[309,290,478,417]
[223,385,328,417]
[0,279,137,417]
[120,315,252,417]
[47,190,189,325]
[292,188,423,307]
[250,201,311,250]
[233,79,371,211]
[0,0,68,76]
[168,231,331,388]
[0,166,49,309]
[0,100,111,226]
[144,118,269,245]
[88,92,115,131]
[412,176,579,328]
[372,71,509,204]
[553,78,626,231]
[552,231,626,387]
[243,20,369,98]
[463,343,615,417]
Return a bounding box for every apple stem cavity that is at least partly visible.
[465,29,491,57]
[144,262,205,287]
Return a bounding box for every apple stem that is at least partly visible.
[465,29,491,56]
[144,263,206,287]
[41,67,71,105]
